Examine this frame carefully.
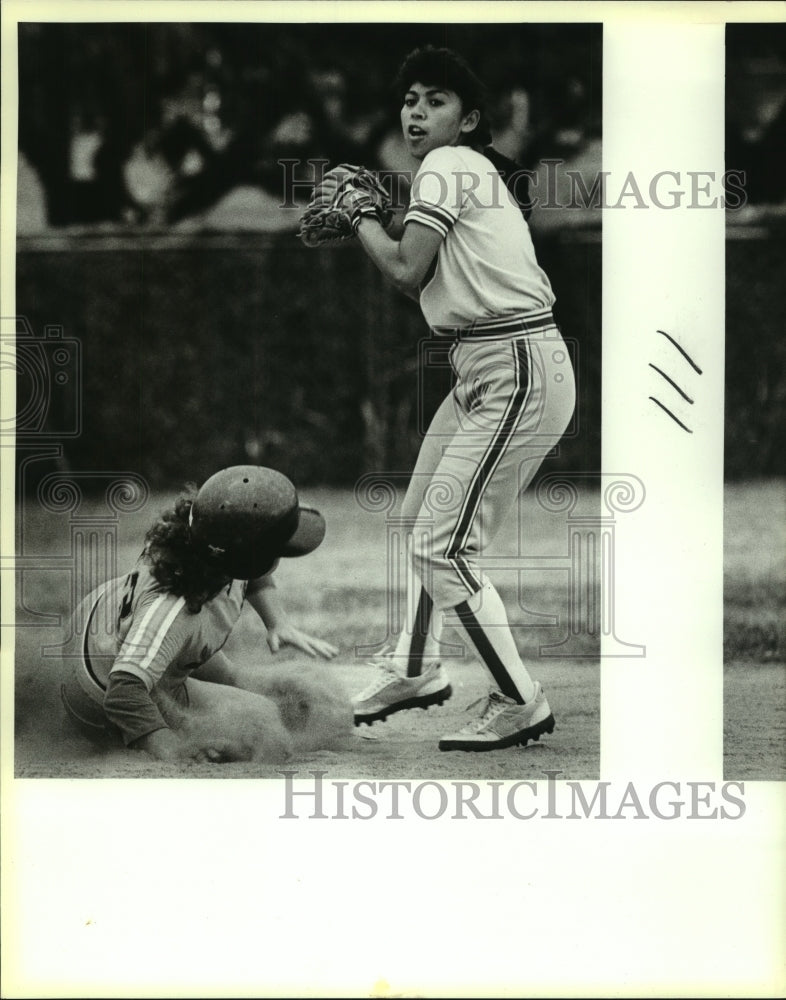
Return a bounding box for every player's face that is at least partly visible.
[401,83,479,160]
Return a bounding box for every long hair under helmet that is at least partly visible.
[144,466,326,612]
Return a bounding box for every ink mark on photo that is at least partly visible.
[648,363,695,404]
[648,395,693,434]
[649,329,704,433]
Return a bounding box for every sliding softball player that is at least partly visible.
[61,465,347,763]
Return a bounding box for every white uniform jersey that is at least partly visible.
[404,145,555,330]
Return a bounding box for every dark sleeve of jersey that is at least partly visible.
[103,671,170,747]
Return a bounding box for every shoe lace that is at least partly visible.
[358,648,401,695]
[462,690,507,733]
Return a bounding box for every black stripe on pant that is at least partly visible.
[445,337,532,597]
[455,601,525,703]
[407,587,434,677]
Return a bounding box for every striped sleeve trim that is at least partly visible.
[404,203,456,238]
[110,594,186,688]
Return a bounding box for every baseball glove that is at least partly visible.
[298,163,392,248]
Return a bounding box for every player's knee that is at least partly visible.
[411,535,455,588]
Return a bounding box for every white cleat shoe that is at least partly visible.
[438,683,554,752]
[352,657,452,726]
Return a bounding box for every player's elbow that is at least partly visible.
[392,279,420,302]
[391,257,428,291]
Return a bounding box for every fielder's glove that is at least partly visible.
[298,163,392,248]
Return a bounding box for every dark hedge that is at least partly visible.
[15,230,602,491]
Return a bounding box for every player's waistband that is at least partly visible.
[431,309,557,341]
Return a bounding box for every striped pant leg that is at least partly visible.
[394,390,463,674]
[410,331,574,698]
[412,330,575,611]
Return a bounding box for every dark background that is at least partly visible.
[13,21,786,491]
[14,22,602,491]
[725,23,786,480]
[17,22,603,227]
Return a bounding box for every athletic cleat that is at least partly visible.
[438,683,554,752]
[352,657,452,726]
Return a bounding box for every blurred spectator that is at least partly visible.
[308,67,387,163]
[69,117,103,182]
[375,125,420,200]
[726,86,786,209]
[17,23,605,233]
[527,77,602,232]
[123,137,175,226]
[192,186,299,233]
[489,87,532,162]
[725,29,786,219]
[16,151,47,234]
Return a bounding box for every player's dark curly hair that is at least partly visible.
[395,46,531,216]
[142,488,231,614]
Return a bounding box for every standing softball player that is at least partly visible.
[61,465,347,763]
[349,46,576,751]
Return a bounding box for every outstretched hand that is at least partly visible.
[266,623,338,659]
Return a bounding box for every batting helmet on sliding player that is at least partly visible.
[188,465,326,580]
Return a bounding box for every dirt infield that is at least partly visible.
[15,652,783,782]
[724,661,786,780]
[14,647,599,780]
[12,485,601,781]
[12,481,785,781]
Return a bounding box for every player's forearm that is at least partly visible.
[246,582,289,630]
[104,670,189,765]
[104,670,171,748]
[356,217,421,290]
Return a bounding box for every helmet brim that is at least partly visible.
[279,506,326,557]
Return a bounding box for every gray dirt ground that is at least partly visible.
[12,482,785,782]
[17,659,785,782]
[724,661,786,780]
[14,654,599,781]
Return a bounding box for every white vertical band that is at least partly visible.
[602,22,726,780]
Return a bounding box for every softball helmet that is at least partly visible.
[188,465,326,580]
